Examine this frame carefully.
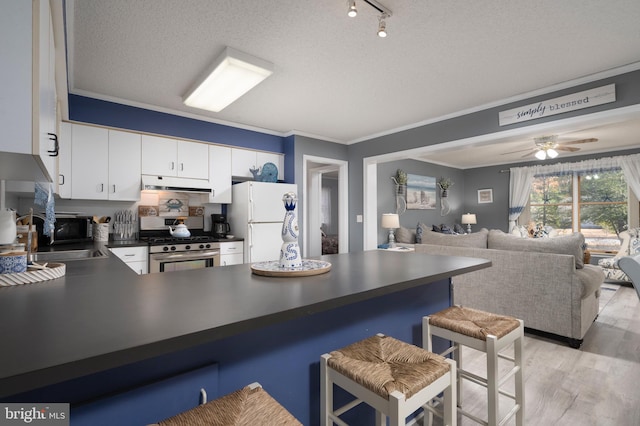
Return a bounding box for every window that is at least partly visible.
[529,169,628,252]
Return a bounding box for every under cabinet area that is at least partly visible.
[109,246,148,275]
[219,241,243,266]
[142,135,209,180]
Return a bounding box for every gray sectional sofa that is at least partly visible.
[415,228,605,347]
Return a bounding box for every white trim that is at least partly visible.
[302,155,349,256]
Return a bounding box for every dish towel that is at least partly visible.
[34,182,55,236]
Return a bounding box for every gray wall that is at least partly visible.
[377,160,465,244]
[346,69,640,251]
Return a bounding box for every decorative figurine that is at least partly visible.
[279,192,302,268]
[250,162,279,182]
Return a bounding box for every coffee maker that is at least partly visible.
[211,214,231,239]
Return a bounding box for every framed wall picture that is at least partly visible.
[406,174,436,210]
[478,188,493,204]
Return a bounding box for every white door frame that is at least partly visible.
[303,155,349,256]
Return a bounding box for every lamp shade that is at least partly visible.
[381,213,400,229]
[461,213,477,225]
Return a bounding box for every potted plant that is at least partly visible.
[437,177,454,197]
[393,169,408,197]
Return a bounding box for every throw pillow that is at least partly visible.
[488,229,585,268]
[420,228,489,248]
[395,226,416,244]
[453,224,466,235]
[416,222,429,244]
[432,224,442,233]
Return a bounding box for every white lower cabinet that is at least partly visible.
[219,241,244,266]
[109,246,148,275]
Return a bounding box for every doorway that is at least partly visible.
[303,155,349,257]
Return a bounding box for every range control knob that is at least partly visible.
[185,245,191,250]
[199,244,205,249]
[205,243,211,249]
[170,246,176,251]
[162,246,169,252]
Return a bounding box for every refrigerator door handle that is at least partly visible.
[249,183,254,222]
[248,223,253,261]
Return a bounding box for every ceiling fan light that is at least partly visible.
[535,150,547,160]
[547,148,559,158]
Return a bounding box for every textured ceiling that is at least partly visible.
[66,0,640,167]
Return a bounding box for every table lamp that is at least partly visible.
[461,213,477,234]
[381,213,400,248]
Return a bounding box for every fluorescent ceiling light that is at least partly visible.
[183,47,274,112]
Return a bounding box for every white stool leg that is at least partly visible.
[486,335,499,426]
[444,359,457,426]
[515,322,525,426]
[320,354,331,426]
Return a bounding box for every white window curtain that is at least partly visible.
[508,165,538,232]
[509,153,640,230]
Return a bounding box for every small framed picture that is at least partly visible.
[478,188,493,204]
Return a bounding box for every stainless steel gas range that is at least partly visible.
[140,216,221,273]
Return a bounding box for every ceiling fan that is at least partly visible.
[502,135,598,160]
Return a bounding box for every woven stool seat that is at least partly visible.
[155,383,302,426]
[321,333,457,426]
[424,306,524,426]
[428,306,521,340]
[327,334,451,399]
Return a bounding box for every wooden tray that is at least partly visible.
[0,263,66,286]
[251,260,331,277]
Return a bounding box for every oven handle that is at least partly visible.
[151,250,220,261]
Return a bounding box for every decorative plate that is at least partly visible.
[251,259,331,277]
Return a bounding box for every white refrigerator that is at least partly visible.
[227,181,298,263]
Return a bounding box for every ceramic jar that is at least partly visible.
[0,209,17,245]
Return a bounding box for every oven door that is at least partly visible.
[149,250,220,273]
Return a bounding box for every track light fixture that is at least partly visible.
[347,0,393,37]
[377,13,388,37]
[347,0,357,17]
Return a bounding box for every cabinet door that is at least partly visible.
[37,0,57,183]
[71,124,109,200]
[231,148,257,178]
[256,152,284,181]
[109,130,141,200]
[57,122,72,199]
[141,135,177,176]
[220,253,244,266]
[208,145,232,203]
[177,141,208,179]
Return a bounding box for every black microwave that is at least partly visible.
[35,216,93,245]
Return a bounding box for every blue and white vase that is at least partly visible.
[279,192,302,268]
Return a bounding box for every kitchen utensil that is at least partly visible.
[168,222,190,238]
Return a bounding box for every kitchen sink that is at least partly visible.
[31,248,110,262]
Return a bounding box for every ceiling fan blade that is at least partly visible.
[555,146,581,152]
[501,147,535,155]
[560,138,598,145]
[520,150,538,158]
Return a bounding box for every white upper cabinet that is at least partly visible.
[71,125,109,199]
[178,141,209,179]
[108,130,142,200]
[1,0,58,182]
[208,145,232,204]
[70,123,141,200]
[142,136,208,179]
[231,148,284,180]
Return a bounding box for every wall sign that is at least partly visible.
[498,84,616,126]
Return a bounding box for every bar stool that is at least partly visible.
[150,382,302,426]
[423,306,524,426]
[321,333,457,426]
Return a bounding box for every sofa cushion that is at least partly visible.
[395,226,416,244]
[488,229,585,269]
[420,227,489,248]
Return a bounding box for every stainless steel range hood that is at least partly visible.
[141,175,212,194]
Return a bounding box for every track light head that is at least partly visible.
[377,14,388,37]
[347,0,357,17]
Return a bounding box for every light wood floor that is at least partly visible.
[432,284,640,425]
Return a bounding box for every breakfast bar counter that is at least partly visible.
[0,250,490,424]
